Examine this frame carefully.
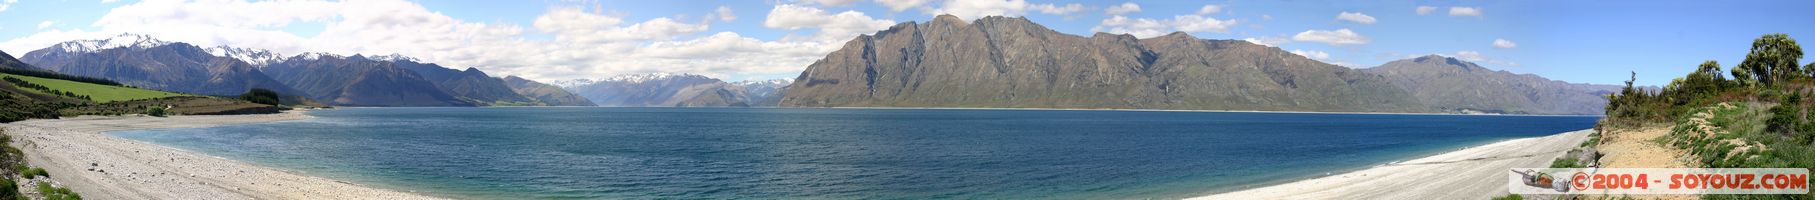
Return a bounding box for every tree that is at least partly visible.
[1736,33,1803,86]
[1680,60,1726,95]
[237,88,281,105]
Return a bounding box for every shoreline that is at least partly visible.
[1192,129,1593,199]
[809,106,1603,117]
[3,110,445,200]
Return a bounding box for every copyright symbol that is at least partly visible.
[1572,172,1590,190]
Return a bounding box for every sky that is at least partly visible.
[0,0,1812,86]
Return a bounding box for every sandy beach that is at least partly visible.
[1192,129,1593,199]
[3,111,444,200]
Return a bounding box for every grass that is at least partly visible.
[0,73,184,103]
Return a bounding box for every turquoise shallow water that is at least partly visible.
[111,107,1598,199]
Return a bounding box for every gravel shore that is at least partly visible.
[3,111,445,200]
[1191,129,1593,199]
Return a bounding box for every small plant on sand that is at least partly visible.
[1490,194,1523,200]
[36,182,79,200]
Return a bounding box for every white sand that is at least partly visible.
[1191,129,1593,200]
[4,111,445,200]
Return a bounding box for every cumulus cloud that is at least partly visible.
[0,0,16,13]
[931,0,1031,20]
[1415,6,1435,15]
[1241,36,1290,47]
[0,0,877,82]
[1092,15,1236,38]
[1034,3,1083,15]
[1335,12,1375,24]
[875,0,931,12]
[1493,38,1516,49]
[806,0,860,6]
[1293,29,1368,46]
[712,6,736,22]
[1197,5,1222,15]
[1105,2,1140,15]
[763,4,896,42]
[1442,50,1519,67]
[1290,49,1329,60]
[1449,7,1481,17]
[36,21,52,29]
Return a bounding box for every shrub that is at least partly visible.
[237,88,281,105]
[145,106,166,117]
[1491,194,1523,200]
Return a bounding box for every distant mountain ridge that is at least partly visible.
[561,73,791,107]
[1362,55,1619,115]
[18,33,592,107]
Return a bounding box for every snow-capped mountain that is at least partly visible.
[550,79,598,89]
[51,33,173,53]
[291,52,344,61]
[600,73,711,84]
[205,46,285,66]
[367,53,421,63]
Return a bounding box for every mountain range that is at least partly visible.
[12,17,1615,114]
[779,15,1616,115]
[16,34,592,107]
[558,73,790,107]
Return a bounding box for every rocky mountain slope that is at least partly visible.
[0,51,38,70]
[1362,55,1620,115]
[261,54,474,106]
[503,76,596,106]
[780,15,1429,112]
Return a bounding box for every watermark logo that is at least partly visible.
[1510,168,1808,194]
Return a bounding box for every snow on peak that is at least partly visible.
[55,33,173,53]
[602,73,708,83]
[550,79,597,89]
[368,53,421,63]
[204,46,285,66]
[733,79,792,86]
[293,52,344,61]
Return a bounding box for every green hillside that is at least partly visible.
[1,73,186,103]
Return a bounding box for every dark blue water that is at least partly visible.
[111,107,1597,199]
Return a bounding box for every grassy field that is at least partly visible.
[0,73,186,103]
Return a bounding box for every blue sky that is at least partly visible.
[2,0,1812,86]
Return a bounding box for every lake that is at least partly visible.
[111,107,1598,199]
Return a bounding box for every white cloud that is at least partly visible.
[931,0,1033,20]
[1197,5,1222,15]
[807,0,860,6]
[1105,2,1140,15]
[1290,49,1329,60]
[1093,15,1236,38]
[0,0,874,82]
[1493,38,1517,49]
[1034,3,1083,15]
[1241,36,1289,47]
[36,21,53,30]
[1449,7,1481,17]
[875,0,931,12]
[1442,51,1519,67]
[1415,6,1436,15]
[0,0,16,13]
[1335,12,1375,24]
[1292,29,1369,46]
[764,4,896,42]
[713,6,736,22]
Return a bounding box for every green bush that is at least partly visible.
[20,167,46,178]
[145,106,165,117]
[237,88,281,105]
